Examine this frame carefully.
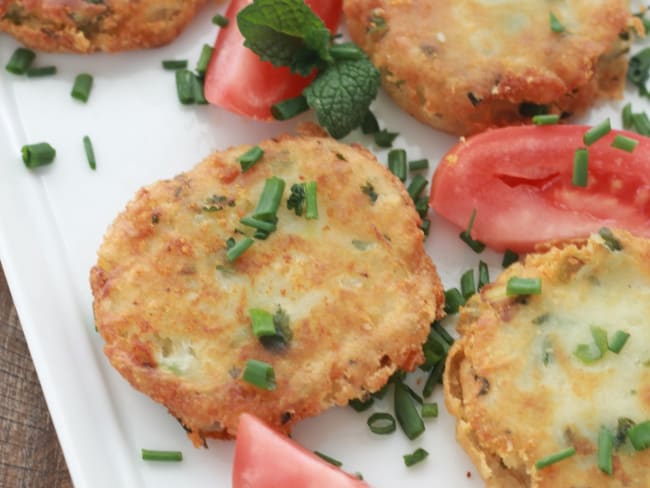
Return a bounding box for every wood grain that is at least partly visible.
[0,263,72,488]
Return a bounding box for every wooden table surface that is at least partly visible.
[0,263,72,487]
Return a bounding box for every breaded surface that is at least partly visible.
[91,133,443,445]
[344,0,635,135]
[0,0,206,53]
[444,230,650,487]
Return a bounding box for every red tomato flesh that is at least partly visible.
[232,413,369,488]
[430,125,650,252]
[205,0,342,120]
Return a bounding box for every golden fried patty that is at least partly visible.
[344,0,635,135]
[445,230,650,487]
[90,132,443,445]
[0,0,206,53]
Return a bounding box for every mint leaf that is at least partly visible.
[237,0,331,75]
[303,56,381,139]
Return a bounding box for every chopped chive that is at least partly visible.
[237,146,264,172]
[249,309,277,337]
[478,261,490,290]
[622,103,633,129]
[532,114,560,125]
[141,449,183,462]
[432,322,454,346]
[271,95,309,120]
[598,227,622,251]
[241,216,276,233]
[549,12,565,33]
[349,397,374,412]
[408,158,429,171]
[421,402,438,418]
[420,218,431,236]
[361,110,380,134]
[162,60,188,70]
[415,197,429,218]
[628,420,650,451]
[394,381,425,440]
[374,129,399,148]
[632,112,650,136]
[305,181,318,220]
[329,42,365,61]
[460,269,476,300]
[367,412,396,434]
[388,149,407,182]
[251,177,286,222]
[611,134,638,152]
[242,359,276,390]
[403,448,428,467]
[460,208,485,253]
[196,44,213,76]
[192,74,208,105]
[423,360,444,398]
[71,73,93,102]
[314,451,342,467]
[443,288,465,314]
[598,427,614,475]
[226,237,254,262]
[535,447,575,469]
[407,174,428,201]
[506,277,541,296]
[212,13,229,27]
[175,69,195,104]
[608,330,630,353]
[572,148,589,187]
[502,249,519,268]
[583,119,611,146]
[574,326,608,364]
[83,135,96,170]
[21,142,56,169]
[6,47,35,75]
[26,66,57,78]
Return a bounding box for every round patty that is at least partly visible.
[0,0,206,53]
[90,132,443,445]
[344,0,634,136]
[445,229,650,487]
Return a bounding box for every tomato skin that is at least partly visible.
[205,0,343,120]
[232,413,369,488]
[430,125,650,253]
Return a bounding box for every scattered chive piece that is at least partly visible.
[502,249,519,268]
[394,381,425,440]
[415,197,429,218]
[374,129,399,148]
[572,148,589,187]
[460,208,486,253]
[631,112,650,136]
[212,13,229,27]
[226,237,254,262]
[175,69,195,104]
[241,216,276,233]
[535,447,576,470]
[478,261,490,290]
[26,66,57,78]
[506,277,541,296]
[549,12,565,33]
[422,360,444,398]
[21,142,56,169]
[361,110,380,134]
[251,176,286,222]
[420,218,431,236]
[421,402,438,418]
[329,43,365,61]
[196,44,213,76]
[609,330,630,353]
[71,73,93,102]
[367,412,396,434]
[242,359,276,390]
[574,326,608,364]
[6,47,35,75]
[408,158,429,171]
[141,449,183,462]
[162,59,188,70]
[444,288,465,314]
[598,427,614,475]
[305,181,318,220]
[622,103,633,129]
[237,145,264,172]
[628,420,650,451]
[583,118,611,146]
[599,227,622,251]
[82,135,96,170]
[388,149,407,182]
[249,309,277,337]
[433,322,454,346]
[192,74,208,105]
[403,448,429,467]
[407,174,428,201]
[349,397,374,412]
[611,134,638,152]
[460,269,476,300]
[314,451,342,467]
[271,95,309,120]
[532,114,560,125]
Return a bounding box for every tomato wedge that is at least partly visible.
[430,125,650,253]
[232,413,369,488]
[205,0,342,120]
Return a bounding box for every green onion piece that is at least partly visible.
[367,412,397,434]
[403,448,429,467]
[549,12,565,33]
[249,308,276,337]
[314,451,342,467]
[598,427,614,475]
[502,249,519,268]
[374,129,399,148]
[271,95,309,120]
[421,402,438,418]
[21,142,56,169]
[162,60,188,70]
[175,69,195,105]
[242,359,276,390]
[212,13,229,27]
[83,135,96,170]
[478,261,490,290]
[423,360,444,398]
[535,447,576,470]
[460,269,476,300]
[329,42,364,61]
[407,174,428,201]
[388,149,407,182]
[444,288,465,314]
[532,114,560,125]
[192,74,208,105]
[237,145,264,172]
[26,66,57,78]
[415,197,429,218]
[460,208,486,253]
[632,112,650,136]
[404,383,424,405]
[628,421,650,451]
[196,44,213,76]
[349,397,374,412]
[251,176,286,222]
[432,322,454,346]
[574,326,608,364]
[305,181,318,220]
[611,134,638,152]
[506,277,541,296]
[408,158,429,171]
[361,110,380,134]
[226,237,254,262]
[394,381,425,440]
[583,119,611,146]
[420,218,431,236]
[573,148,589,187]
[598,227,622,251]
[609,330,630,353]
[141,449,183,462]
[5,47,36,75]
[241,216,276,233]
[622,103,633,129]
[71,73,93,102]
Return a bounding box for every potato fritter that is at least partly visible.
[344,0,636,135]
[0,0,206,53]
[91,133,443,445]
[445,230,650,487]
